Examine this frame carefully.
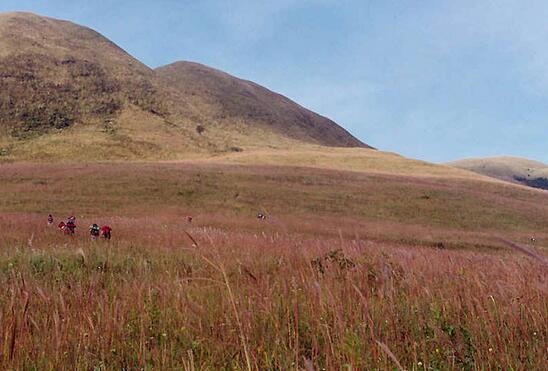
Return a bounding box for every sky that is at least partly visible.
[0,0,546,163]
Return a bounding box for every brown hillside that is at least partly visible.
[0,12,170,137]
[155,61,369,148]
[0,12,368,160]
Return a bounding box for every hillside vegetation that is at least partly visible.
[155,62,368,148]
[0,12,166,136]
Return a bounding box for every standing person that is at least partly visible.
[47,214,54,226]
[89,223,100,241]
[100,225,112,240]
[66,216,76,235]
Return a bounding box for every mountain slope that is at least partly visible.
[155,61,368,148]
[0,11,168,136]
[448,156,548,190]
[0,12,368,160]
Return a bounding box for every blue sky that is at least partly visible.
[1,0,546,163]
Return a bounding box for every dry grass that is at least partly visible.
[1,162,546,234]
[0,162,547,369]
[0,214,546,370]
[0,107,303,162]
[205,147,491,179]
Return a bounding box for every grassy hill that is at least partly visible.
[0,12,166,135]
[155,61,367,149]
[0,12,367,161]
[448,156,548,190]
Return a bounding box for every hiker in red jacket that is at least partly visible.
[100,225,112,240]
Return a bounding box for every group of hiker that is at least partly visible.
[48,214,112,240]
[45,211,267,241]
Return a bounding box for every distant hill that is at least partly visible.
[0,12,368,160]
[447,156,548,190]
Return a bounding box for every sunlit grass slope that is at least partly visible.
[207,146,489,179]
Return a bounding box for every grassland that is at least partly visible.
[0,161,547,369]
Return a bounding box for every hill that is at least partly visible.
[448,156,548,190]
[0,12,166,135]
[155,61,368,149]
[0,12,367,160]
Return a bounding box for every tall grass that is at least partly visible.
[1,162,546,369]
[0,215,546,370]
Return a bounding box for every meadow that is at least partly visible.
[0,162,547,370]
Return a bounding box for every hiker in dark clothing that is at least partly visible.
[89,223,100,240]
[65,216,76,235]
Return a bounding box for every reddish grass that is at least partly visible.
[0,213,546,370]
[0,162,546,369]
